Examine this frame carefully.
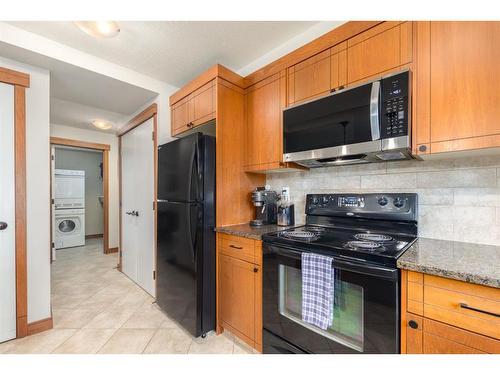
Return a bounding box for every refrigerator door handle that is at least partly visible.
[188,204,198,267]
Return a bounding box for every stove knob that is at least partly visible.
[322,196,329,204]
[378,196,388,206]
[312,197,319,205]
[393,197,405,208]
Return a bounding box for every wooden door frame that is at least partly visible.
[117,103,158,292]
[49,137,112,254]
[0,67,29,338]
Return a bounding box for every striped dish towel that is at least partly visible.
[301,252,334,330]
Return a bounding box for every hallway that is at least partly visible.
[0,239,252,354]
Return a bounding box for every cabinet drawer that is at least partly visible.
[423,275,500,340]
[219,234,259,265]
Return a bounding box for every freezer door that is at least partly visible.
[156,200,203,337]
[157,133,202,202]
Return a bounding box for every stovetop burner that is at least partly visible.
[354,233,393,242]
[345,240,384,251]
[281,230,318,241]
[263,193,418,267]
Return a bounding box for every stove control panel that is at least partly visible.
[338,196,365,208]
[306,193,418,222]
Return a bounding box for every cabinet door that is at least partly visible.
[218,253,256,342]
[191,81,215,126]
[245,74,282,169]
[171,98,191,136]
[429,22,500,145]
[347,22,401,84]
[404,313,500,354]
[330,43,347,91]
[288,50,331,105]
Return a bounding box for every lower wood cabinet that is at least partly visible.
[402,270,500,354]
[217,233,262,352]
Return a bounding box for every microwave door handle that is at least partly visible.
[370,81,381,140]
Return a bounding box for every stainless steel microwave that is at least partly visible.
[283,70,417,167]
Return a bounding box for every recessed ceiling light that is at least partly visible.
[74,21,120,38]
[91,119,114,130]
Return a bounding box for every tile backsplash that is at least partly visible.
[266,155,500,246]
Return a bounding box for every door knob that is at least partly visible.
[0,222,7,230]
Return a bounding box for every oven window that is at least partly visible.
[278,265,364,352]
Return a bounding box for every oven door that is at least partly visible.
[283,81,381,164]
[263,243,399,354]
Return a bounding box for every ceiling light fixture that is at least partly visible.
[91,119,114,130]
[74,21,120,38]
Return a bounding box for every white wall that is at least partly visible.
[50,124,120,249]
[55,148,104,236]
[124,89,178,146]
[0,55,51,324]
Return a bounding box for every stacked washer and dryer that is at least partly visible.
[54,169,86,249]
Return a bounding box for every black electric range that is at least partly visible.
[262,193,418,354]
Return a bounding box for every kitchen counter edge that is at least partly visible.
[397,237,500,289]
[215,223,295,240]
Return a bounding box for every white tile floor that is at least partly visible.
[0,239,254,354]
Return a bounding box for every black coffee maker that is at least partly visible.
[250,186,278,226]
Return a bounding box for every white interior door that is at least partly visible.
[121,118,155,296]
[0,82,16,343]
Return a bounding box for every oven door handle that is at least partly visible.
[271,245,398,280]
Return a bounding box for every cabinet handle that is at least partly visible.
[408,320,418,329]
[229,245,243,250]
[253,268,258,273]
[418,145,428,153]
[459,303,500,318]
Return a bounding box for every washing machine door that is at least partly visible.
[55,209,85,249]
[58,218,77,234]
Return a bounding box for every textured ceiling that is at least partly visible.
[9,21,318,87]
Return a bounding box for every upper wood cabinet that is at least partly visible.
[171,80,215,136]
[287,50,331,105]
[330,43,347,91]
[245,73,282,170]
[415,21,500,155]
[287,43,347,106]
[347,21,412,85]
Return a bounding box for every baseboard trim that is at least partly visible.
[27,317,53,336]
[105,247,119,254]
[85,233,103,239]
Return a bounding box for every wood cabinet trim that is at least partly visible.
[347,21,403,47]
[430,134,500,154]
[170,64,244,105]
[292,49,330,72]
[244,21,382,87]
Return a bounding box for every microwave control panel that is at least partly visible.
[380,71,409,139]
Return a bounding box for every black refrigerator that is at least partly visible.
[156,133,215,337]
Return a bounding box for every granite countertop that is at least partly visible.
[397,238,500,288]
[215,223,295,240]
